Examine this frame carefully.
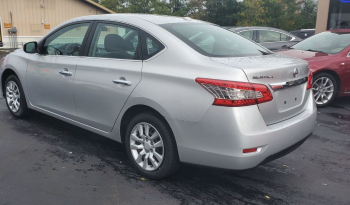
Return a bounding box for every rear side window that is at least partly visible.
[141,30,165,60]
[258,30,292,43]
[239,30,254,40]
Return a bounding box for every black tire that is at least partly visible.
[312,72,338,108]
[125,112,180,179]
[4,75,29,118]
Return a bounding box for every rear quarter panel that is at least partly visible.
[111,31,249,143]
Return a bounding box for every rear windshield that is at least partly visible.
[291,31,350,54]
[160,23,272,57]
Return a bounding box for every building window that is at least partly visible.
[328,0,350,29]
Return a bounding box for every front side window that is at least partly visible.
[292,31,350,54]
[258,30,291,43]
[88,23,140,60]
[161,23,271,57]
[239,30,254,40]
[43,23,90,56]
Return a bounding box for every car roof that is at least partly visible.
[327,29,350,33]
[226,26,301,40]
[69,14,207,25]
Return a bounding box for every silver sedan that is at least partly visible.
[0,14,317,179]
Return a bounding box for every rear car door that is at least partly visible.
[73,22,142,132]
[26,22,92,119]
[257,30,293,50]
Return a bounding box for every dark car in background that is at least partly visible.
[277,29,350,107]
[225,27,302,50]
[290,29,315,39]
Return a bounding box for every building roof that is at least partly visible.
[83,0,115,14]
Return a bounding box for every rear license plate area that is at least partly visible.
[275,85,304,112]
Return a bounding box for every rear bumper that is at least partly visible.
[171,89,317,170]
[258,134,311,166]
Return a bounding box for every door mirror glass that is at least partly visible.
[24,42,37,53]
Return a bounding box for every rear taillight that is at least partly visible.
[195,78,273,107]
[307,71,313,90]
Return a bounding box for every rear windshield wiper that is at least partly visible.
[258,49,271,55]
[305,49,326,54]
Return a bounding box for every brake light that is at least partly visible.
[195,78,273,107]
[306,71,313,90]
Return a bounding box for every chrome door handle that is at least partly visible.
[59,69,72,76]
[113,80,132,86]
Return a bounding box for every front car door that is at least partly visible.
[26,22,92,119]
[73,22,142,132]
[257,30,293,50]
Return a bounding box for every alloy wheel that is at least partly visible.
[312,77,334,105]
[129,122,164,171]
[6,81,21,113]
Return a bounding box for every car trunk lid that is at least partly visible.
[211,54,310,125]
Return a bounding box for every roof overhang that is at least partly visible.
[83,0,115,14]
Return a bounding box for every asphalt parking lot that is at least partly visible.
[1,51,350,205]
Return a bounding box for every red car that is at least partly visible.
[277,29,350,107]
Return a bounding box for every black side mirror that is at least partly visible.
[24,42,38,53]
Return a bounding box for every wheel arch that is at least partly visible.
[313,69,341,92]
[119,104,177,147]
[1,68,19,97]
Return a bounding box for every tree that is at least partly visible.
[238,0,266,27]
[100,0,318,30]
[263,0,286,29]
[188,0,206,20]
[100,0,127,12]
[205,0,242,26]
[295,0,317,29]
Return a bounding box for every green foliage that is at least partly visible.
[205,0,242,26]
[295,0,318,30]
[100,0,318,30]
[238,0,267,27]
